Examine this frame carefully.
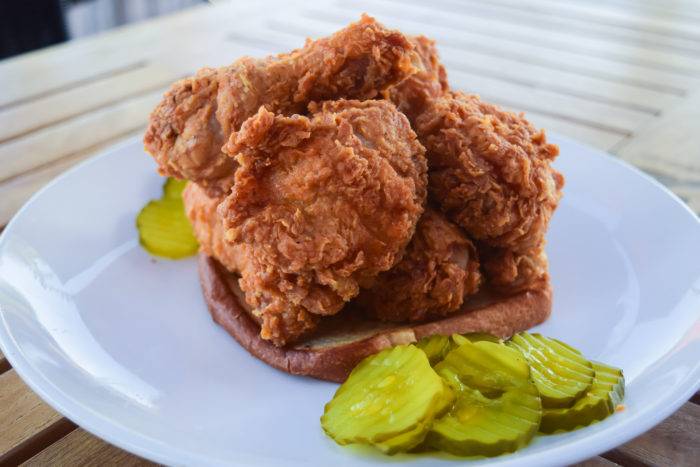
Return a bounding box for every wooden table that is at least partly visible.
[1,0,699,465]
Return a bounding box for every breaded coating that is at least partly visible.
[415,92,564,253]
[386,35,449,124]
[218,100,427,345]
[356,209,481,322]
[481,242,549,294]
[182,182,242,273]
[144,68,235,196]
[183,182,319,344]
[145,15,419,196]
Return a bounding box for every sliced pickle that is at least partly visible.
[163,177,188,199]
[136,179,199,259]
[451,333,502,349]
[417,335,451,365]
[540,361,624,434]
[426,340,542,457]
[321,345,447,453]
[507,333,594,408]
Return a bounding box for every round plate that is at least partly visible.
[0,135,699,466]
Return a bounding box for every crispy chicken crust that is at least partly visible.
[218,100,426,345]
[144,15,420,196]
[356,209,481,322]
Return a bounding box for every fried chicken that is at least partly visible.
[386,35,449,124]
[415,92,563,252]
[144,14,420,196]
[481,242,549,295]
[144,68,235,195]
[183,182,320,344]
[217,99,427,345]
[356,208,481,322]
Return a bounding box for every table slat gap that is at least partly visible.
[0,61,149,113]
[0,418,77,467]
[600,450,649,467]
[0,350,9,375]
[690,392,700,405]
[0,370,65,459]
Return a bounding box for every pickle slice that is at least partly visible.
[451,333,502,349]
[321,345,447,453]
[426,340,542,457]
[540,361,624,434]
[136,179,199,259]
[508,333,594,408]
[417,335,451,365]
[163,177,188,199]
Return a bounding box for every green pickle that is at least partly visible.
[539,361,624,434]
[136,178,199,259]
[416,335,451,365]
[321,345,449,454]
[162,177,188,199]
[426,340,542,457]
[507,333,594,408]
[451,333,502,349]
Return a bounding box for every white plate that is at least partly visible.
[0,135,699,467]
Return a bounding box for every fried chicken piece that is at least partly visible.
[144,68,235,196]
[481,242,549,294]
[415,92,564,254]
[218,100,427,345]
[145,14,420,196]
[355,209,481,322]
[183,182,320,344]
[386,35,449,124]
[182,182,242,273]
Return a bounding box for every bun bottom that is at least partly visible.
[199,254,552,382]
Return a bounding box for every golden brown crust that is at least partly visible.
[216,100,427,346]
[199,253,552,383]
[355,209,481,322]
[216,14,420,138]
[144,14,419,196]
[417,92,563,253]
[143,69,235,196]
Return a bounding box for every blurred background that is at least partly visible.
[1,0,205,60]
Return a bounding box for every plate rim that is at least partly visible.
[0,134,699,467]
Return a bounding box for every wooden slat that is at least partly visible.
[480,0,700,41]
[574,457,620,467]
[0,65,176,144]
[603,402,700,466]
[363,0,700,75]
[0,370,67,463]
[0,90,161,185]
[613,92,700,213]
[437,0,700,55]
[0,128,144,227]
[21,429,156,467]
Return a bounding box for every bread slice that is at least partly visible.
[199,253,552,382]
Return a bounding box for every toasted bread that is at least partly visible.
[199,254,552,382]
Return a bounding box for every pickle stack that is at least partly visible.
[321,331,625,458]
